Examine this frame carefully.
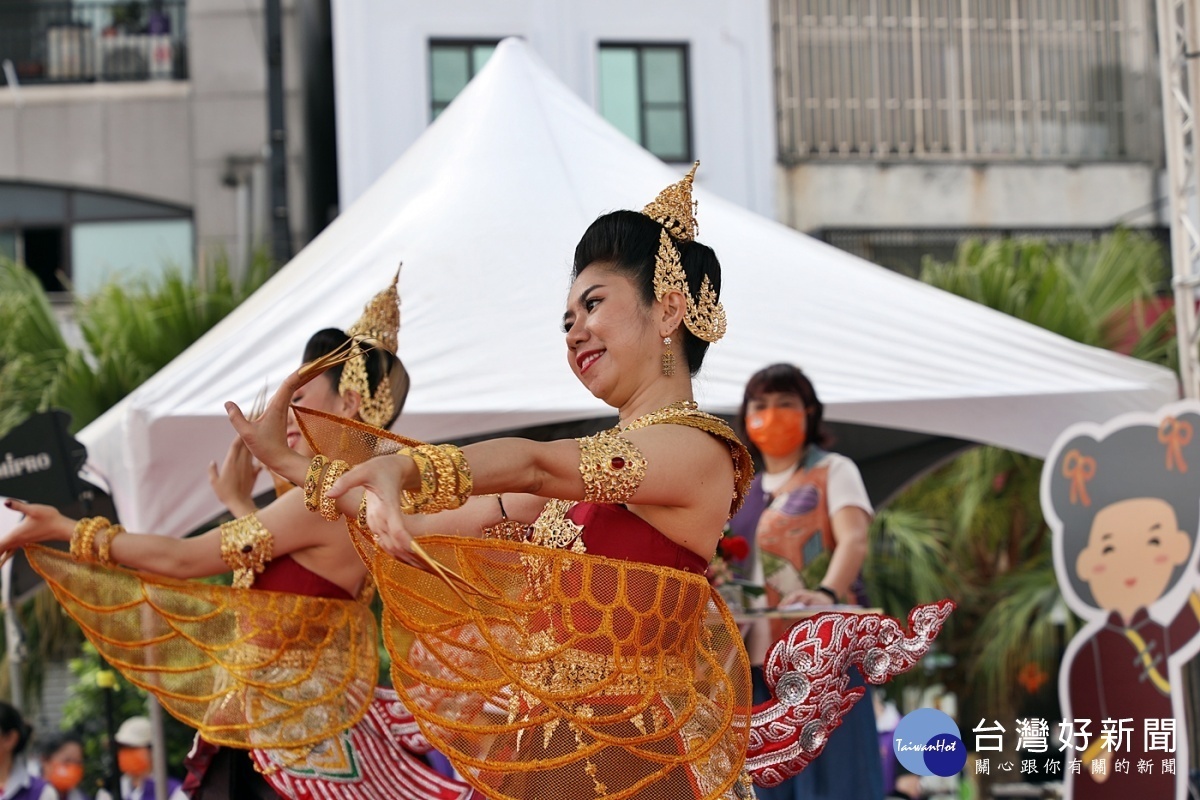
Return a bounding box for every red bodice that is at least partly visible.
[565,502,709,575]
[253,554,353,600]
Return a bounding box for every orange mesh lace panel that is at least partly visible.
[353,529,751,800]
[293,406,424,462]
[25,545,378,750]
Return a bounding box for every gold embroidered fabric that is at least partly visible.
[24,545,378,750]
[294,408,754,800]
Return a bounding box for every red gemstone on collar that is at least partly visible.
[611,457,626,469]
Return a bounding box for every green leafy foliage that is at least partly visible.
[866,230,1173,724]
[0,252,272,717]
[0,252,272,438]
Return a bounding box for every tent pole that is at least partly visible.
[1158,0,1200,399]
[2,558,22,710]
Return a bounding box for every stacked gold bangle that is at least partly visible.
[300,445,475,520]
[399,448,437,513]
[71,517,122,564]
[319,460,350,521]
[96,524,125,567]
[396,443,473,514]
[303,455,329,513]
[302,453,359,523]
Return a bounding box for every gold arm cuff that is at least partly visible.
[303,455,329,513]
[220,513,273,589]
[576,432,648,504]
[318,460,350,522]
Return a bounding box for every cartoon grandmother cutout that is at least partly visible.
[1043,404,1200,799]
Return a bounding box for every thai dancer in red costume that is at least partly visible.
[0,276,470,800]
[230,164,951,799]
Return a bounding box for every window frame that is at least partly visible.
[428,38,503,121]
[0,180,192,295]
[597,41,694,163]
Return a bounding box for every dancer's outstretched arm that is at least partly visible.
[1,486,357,581]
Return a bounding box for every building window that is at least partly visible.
[598,43,691,162]
[0,182,192,294]
[429,39,499,120]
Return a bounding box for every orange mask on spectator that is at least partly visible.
[118,748,152,778]
[746,408,806,457]
[46,762,84,792]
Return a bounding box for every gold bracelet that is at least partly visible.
[356,493,370,532]
[420,444,458,513]
[319,460,350,521]
[398,448,436,514]
[303,455,329,513]
[445,445,473,507]
[96,524,125,567]
[220,514,273,589]
[71,517,108,563]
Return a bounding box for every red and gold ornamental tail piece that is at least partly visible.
[746,600,955,787]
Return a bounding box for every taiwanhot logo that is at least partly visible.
[893,708,967,777]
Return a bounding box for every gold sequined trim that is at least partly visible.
[530,499,586,553]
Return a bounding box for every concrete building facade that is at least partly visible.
[329,0,777,219]
[769,0,1166,273]
[0,0,331,292]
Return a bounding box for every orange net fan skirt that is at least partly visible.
[353,530,751,800]
[295,405,754,800]
[24,545,378,750]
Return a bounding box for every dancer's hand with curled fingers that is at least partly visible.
[208,437,261,518]
[226,369,309,485]
[0,499,75,556]
[328,457,424,566]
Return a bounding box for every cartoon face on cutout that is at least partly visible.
[1076,498,1193,623]
[1047,410,1200,619]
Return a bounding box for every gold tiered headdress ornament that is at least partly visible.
[642,161,727,343]
[338,266,402,428]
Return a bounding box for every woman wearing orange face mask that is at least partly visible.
[94,718,185,800]
[730,363,883,800]
[36,733,85,800]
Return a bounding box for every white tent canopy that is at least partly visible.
[79,39,1178,536]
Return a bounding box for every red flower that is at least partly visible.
[718,535,750,561]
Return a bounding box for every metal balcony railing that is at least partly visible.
[0,1,187,85]
[773,0,1159,163]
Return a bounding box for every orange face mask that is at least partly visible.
[746,408,807,457]
[46,761,84,792]
[118,747,152,778]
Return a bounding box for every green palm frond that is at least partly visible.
[870,230,1173,719]
[971,554,1081,706]
[0,252,274,706]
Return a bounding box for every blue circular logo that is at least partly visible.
[893,708,966,777]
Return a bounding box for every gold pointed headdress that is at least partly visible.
[338,266,403,428]
[642,162,726,343]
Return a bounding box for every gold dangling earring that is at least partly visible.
[661,336,675,377]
